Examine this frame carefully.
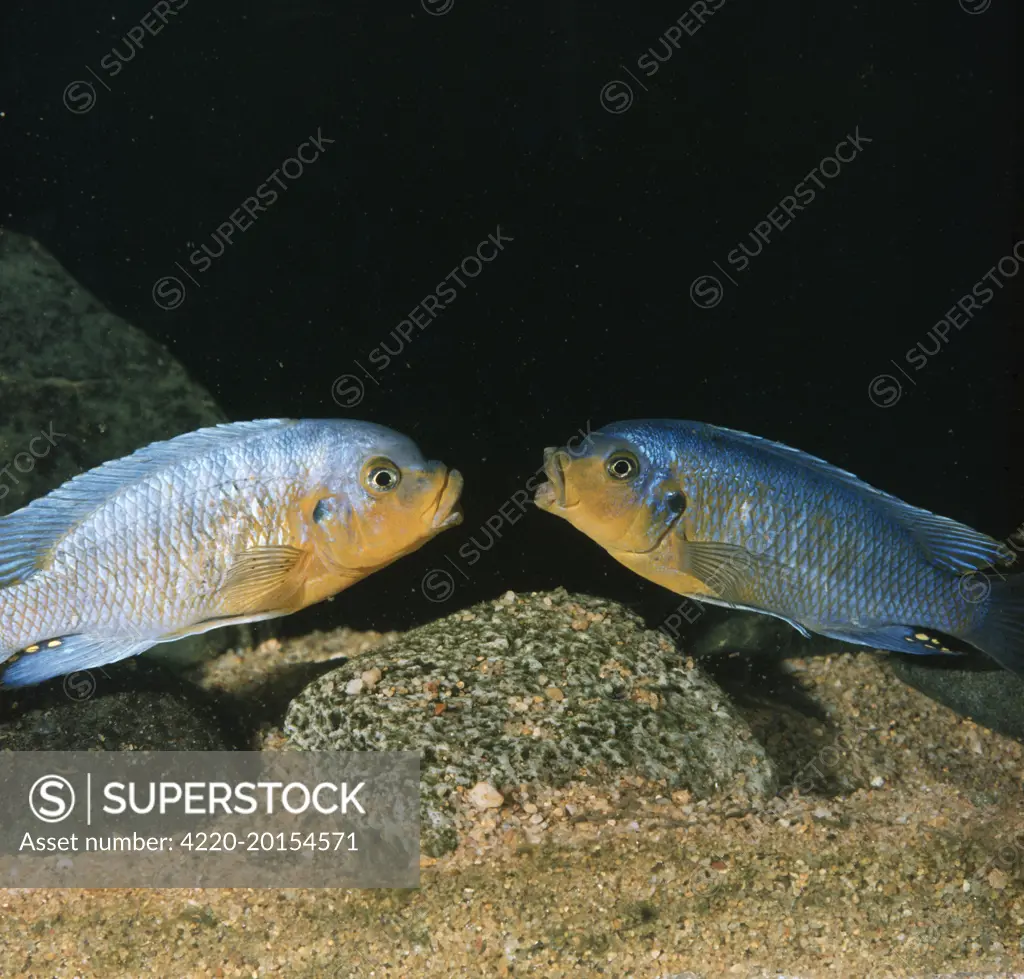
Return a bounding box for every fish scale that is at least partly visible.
[680,429,967,633]
[16,454,294,642]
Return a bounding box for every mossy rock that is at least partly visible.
[284,589,777,855]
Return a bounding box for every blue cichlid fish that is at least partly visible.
[0,419,463,686]
[535,419,1024,676]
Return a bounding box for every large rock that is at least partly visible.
[284,588,777,855]
[0,229,249,663]
[0,659,247,750]
[0,229,225,515]
[889,654,1024,742]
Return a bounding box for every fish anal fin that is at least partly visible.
[1,634,157,688]
[218,545,309,614]
[816,624,964,657]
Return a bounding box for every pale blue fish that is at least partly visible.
[0,419,463,686]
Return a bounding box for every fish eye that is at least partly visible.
[606,451,640,482]
[365,458,401,494]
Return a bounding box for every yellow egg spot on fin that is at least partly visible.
[24,644,40,653]
[46,639,62,648]
[908,629,958,652]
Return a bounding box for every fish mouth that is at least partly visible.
[428,468,464,531]
[535,447,572,511]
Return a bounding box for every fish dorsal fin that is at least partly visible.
[694,423,1009,575]
[0,419,297,587]
[218,544,309,614]
[889,508,1009,574]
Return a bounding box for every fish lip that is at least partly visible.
[428,468,464,530]
[535,447,569,511]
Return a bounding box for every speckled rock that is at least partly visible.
[0,229,256,663]
[284,589,777,855]
[0,658,246,750]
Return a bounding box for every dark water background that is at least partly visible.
[2,0,1020,643]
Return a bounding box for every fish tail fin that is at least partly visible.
[0,634,156,688]
[964,574,1024,677]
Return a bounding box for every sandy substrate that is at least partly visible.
[1,629,1022,979]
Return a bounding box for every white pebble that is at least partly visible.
[345,678,364,696]
[870,775,885,788]
[468,782,504,810]
[360,668,382,690]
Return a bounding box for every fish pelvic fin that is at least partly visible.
[158,608,296,641]
[963,573,1024,677]
[0,634,157,688]
[678,592,813,639]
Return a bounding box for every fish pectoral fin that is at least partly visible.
[676,538,785,602]
[218,545,309,614]
[815,624,964,657]
[1,634,157,688]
